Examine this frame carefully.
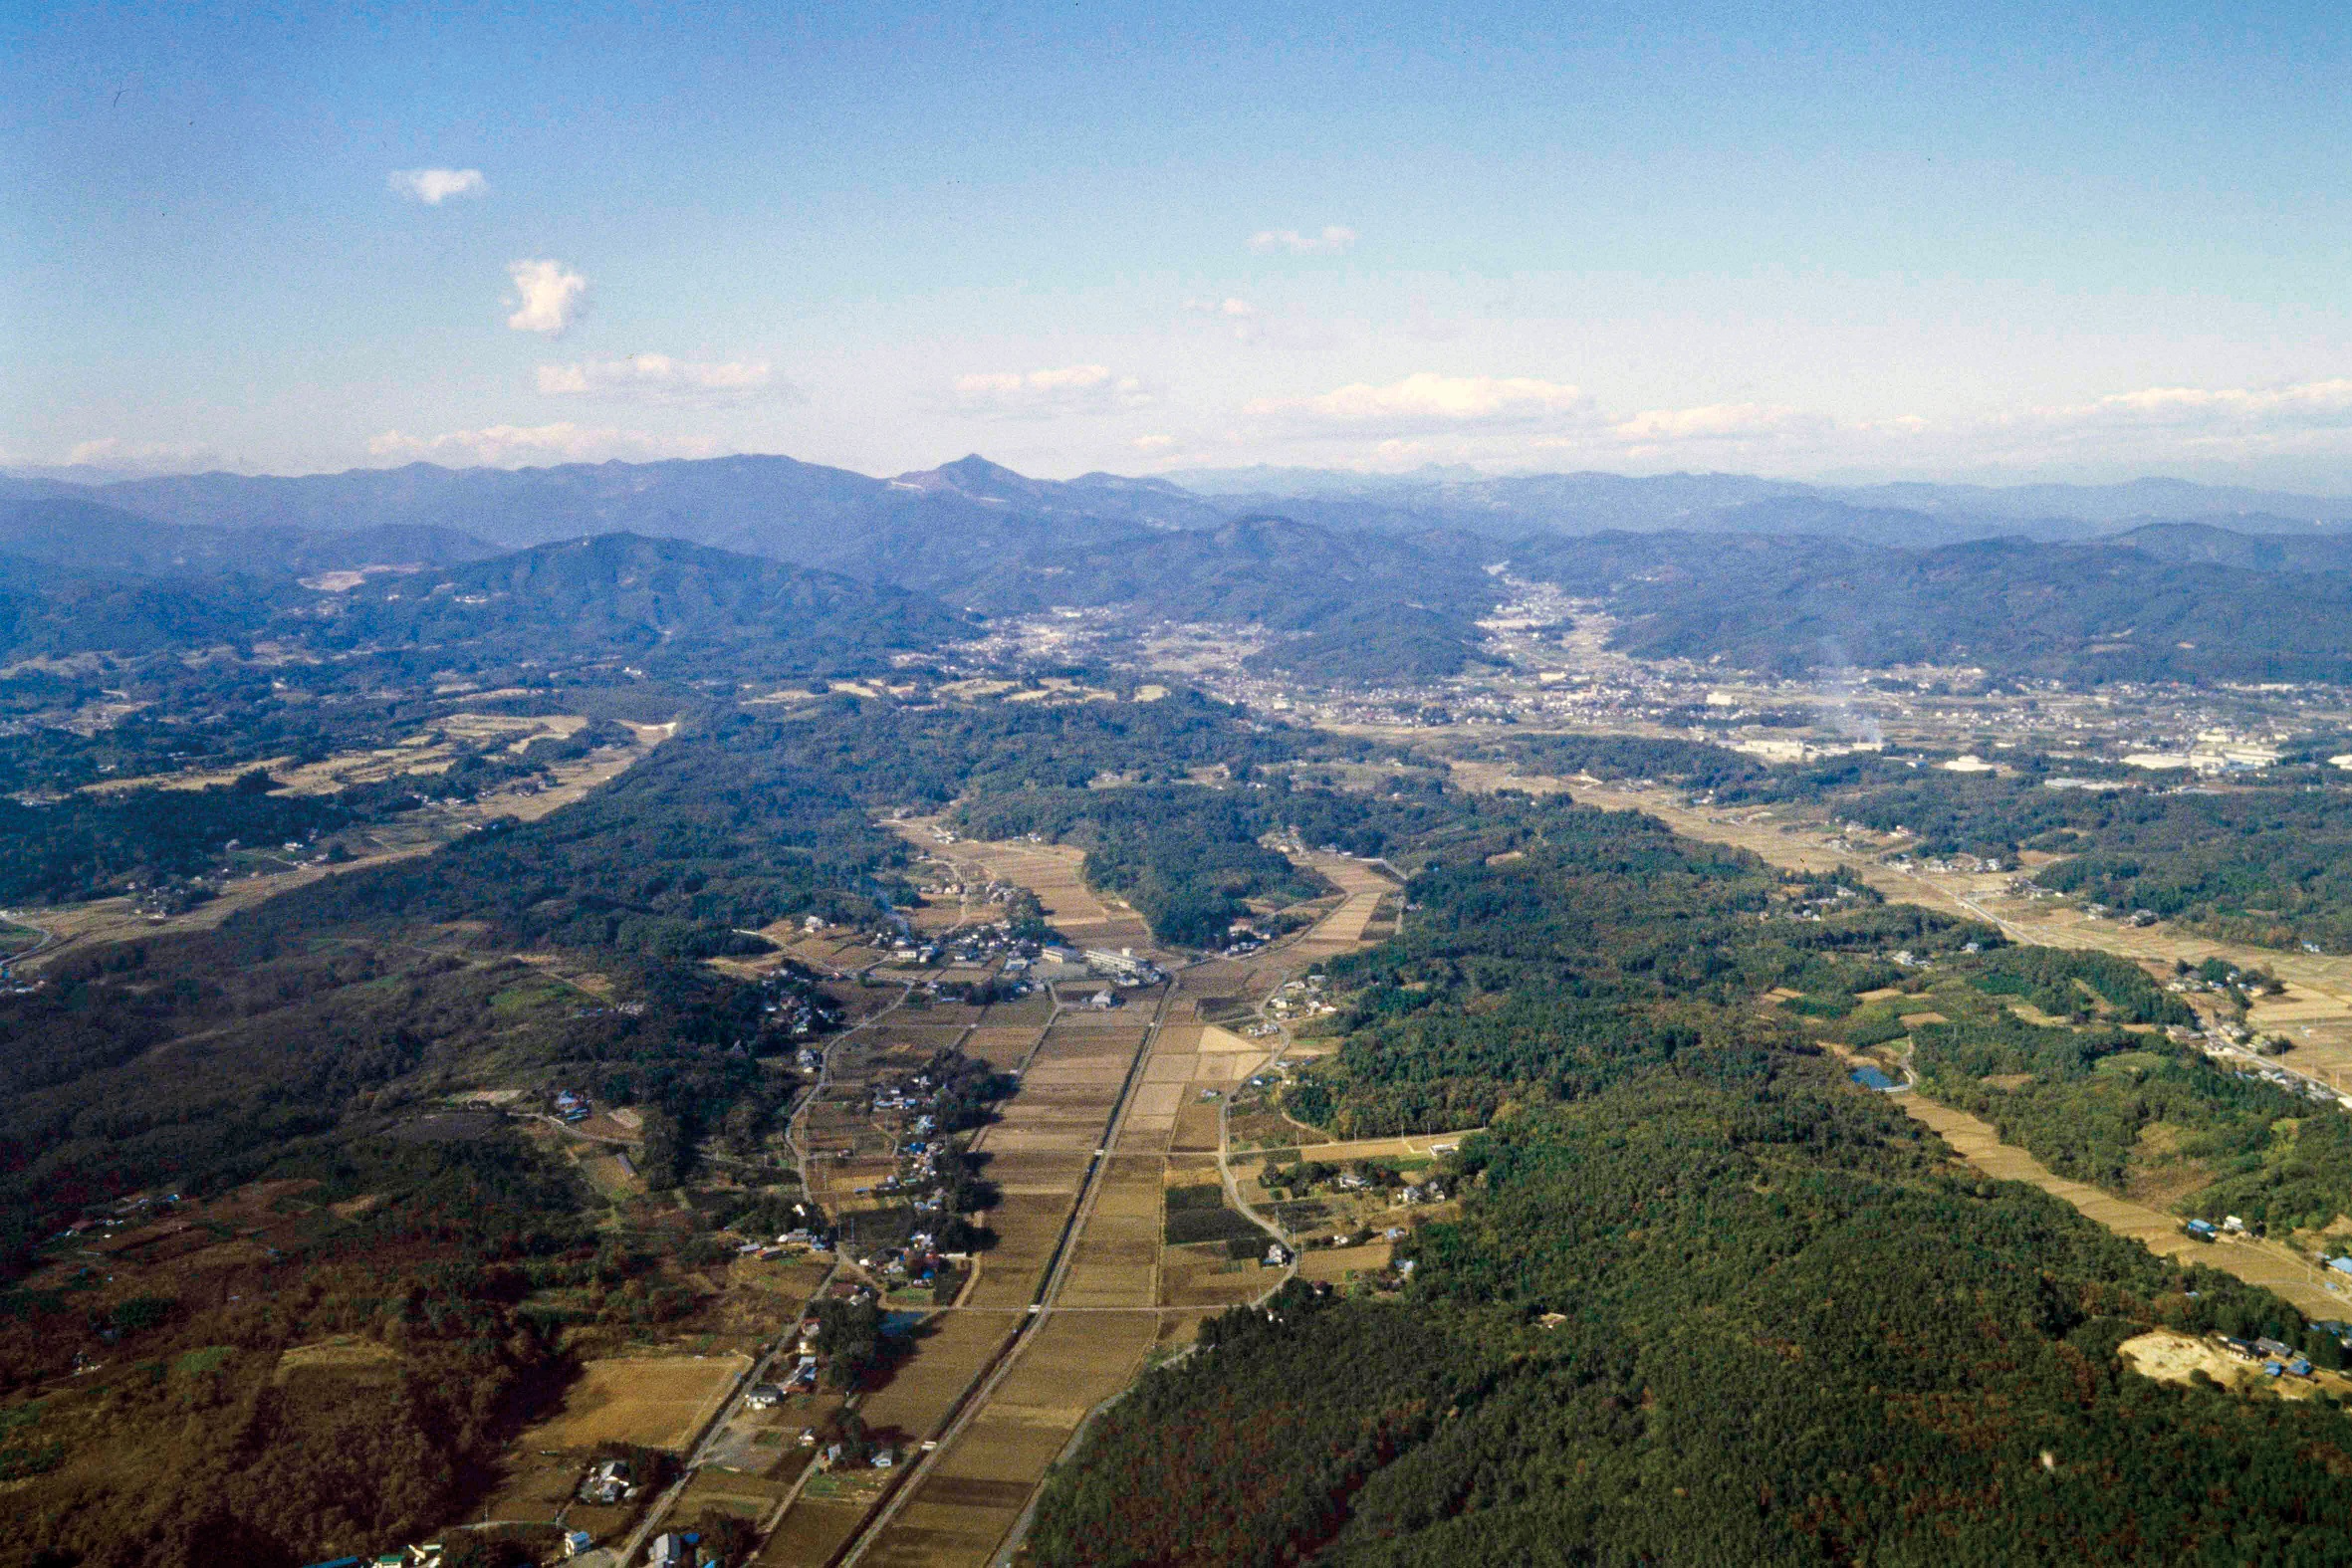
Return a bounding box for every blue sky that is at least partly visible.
[8,1,2352,485]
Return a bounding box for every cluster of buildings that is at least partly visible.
[1265,976,1332,1020]
[576,1455,637,1504]
[2215,1333,2318,1380]
[2187,1031,2352,1111]
[757,965,839,1036]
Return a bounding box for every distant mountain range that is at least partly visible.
[9,455,2352,564]
[0,498,498,578]
[8,453,2352,685]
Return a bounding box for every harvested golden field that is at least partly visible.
[520,1354,750,1452]
[859,1309,1162,1568]
[854,1309,1018,1448]
[1295,1240,1394,1284]
[756,1495,870,1566]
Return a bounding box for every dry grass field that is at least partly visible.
[1282,854,1398,963]
[519,1354,751,1452]
[891,822,1158,955]
[757,1494,872,1566]
[1051,1155,1162,1309]
[853,1309,1018,1446]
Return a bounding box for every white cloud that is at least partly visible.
[388,168,486,204]
[1185,297,1260,320]
[2019,377,2352,438]
[506,259,588,336]
[1131,434,1177,452]
[1609,403,1824,443]
[951,364,1157,419]
[365,423,719,469]
[1249,225,1357,256]
[536,354,784,405]
[1249,372,1589,434]
[61,438,227,475]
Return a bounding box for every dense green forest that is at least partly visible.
[1743,764,2352,952]
[1825,950,2352,1239]
[0,529,971,681]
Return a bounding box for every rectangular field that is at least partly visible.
[520,1354,750,1452]
[860,1310,1162,1568]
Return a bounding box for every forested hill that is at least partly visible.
[0,530,974,679]
[317,532,974,676]
[1517,529,2352,683]
[0,498,494,578]
[1030,828,2352,1565]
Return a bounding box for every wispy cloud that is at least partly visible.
[506,259,588,336]
[1249,224,1357,256]
[388,167,486,204]
[2015,378,2352,440]
[1610,402,1824,443]
[952,364,1157,419]
[1250,372,1588,435]
[365,423,718,468]
[536,354,787,406]
[60,438,227,475]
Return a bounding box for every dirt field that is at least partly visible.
[520,1354,751,1452]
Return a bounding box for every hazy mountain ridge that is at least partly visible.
[0,499,498,580]
[1516,529,2352,683]
[16,456,2352,562]
[12,454,2352,685]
